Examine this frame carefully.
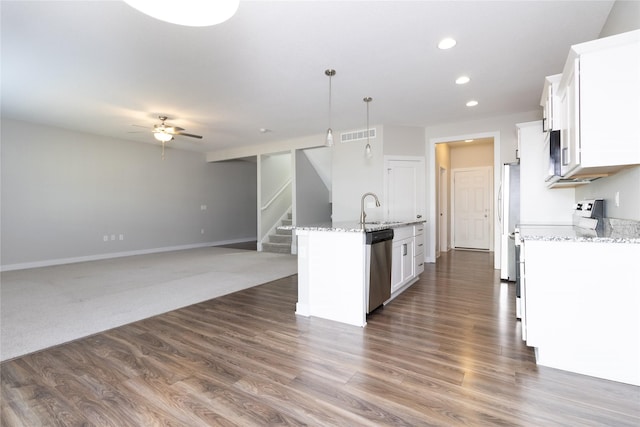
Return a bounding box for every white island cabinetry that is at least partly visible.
[391,226,414,294]
[294,221,425,327]
[391,224,424,296]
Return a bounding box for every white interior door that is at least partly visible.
[452,167,492,250]
[385,158,425,222]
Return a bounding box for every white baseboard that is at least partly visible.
[0,237,257,272]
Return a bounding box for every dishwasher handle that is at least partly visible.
[365,229,394,244]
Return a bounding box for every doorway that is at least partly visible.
[438,166,448,256]
[451,167,492,250]
[429,133,500,267]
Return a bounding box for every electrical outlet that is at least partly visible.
[103,235,108,242]
[201,229,205,235]
[111,235,116,241]
[119,234,124,241]
[615,191,620,207]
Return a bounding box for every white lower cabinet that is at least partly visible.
[521,239,640,386]
[414,224,425,276]
[391,225,423,295]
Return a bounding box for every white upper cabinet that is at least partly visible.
[540,74,562,133]
[555,30,640,179]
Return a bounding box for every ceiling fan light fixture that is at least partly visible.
[123,0,239,27]
[153,131,174,142]
[438,37,457,50]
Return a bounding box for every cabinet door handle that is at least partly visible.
[402,243,407,256]
[562,147,569,166]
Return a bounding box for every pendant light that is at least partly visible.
[364,97,373,158]
[325,69,336,147]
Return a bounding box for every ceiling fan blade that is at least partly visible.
[132,124,150,129]
[175,132,203,139]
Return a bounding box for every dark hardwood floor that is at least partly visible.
[2,250,638,426]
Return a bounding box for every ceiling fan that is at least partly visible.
[133,115,203,159]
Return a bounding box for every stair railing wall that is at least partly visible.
[259,179,292,249]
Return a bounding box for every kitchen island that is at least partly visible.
[288,220,425,327]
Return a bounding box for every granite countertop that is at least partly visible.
[517,218,640,244]
[281,219,426,233]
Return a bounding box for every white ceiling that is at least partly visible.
[1,1,614,155]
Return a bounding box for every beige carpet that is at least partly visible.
[0,247,297,361]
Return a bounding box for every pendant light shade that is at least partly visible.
[325,69,336,147]
[364,97,373,158]
[326,128,334,147]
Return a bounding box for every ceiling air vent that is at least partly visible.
[340,128,376,143]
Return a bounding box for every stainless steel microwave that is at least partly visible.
[545,130,561,182]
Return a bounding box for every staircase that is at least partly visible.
[262,213,293,254]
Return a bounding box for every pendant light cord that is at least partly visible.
[324,69,336,147]
[364,96,373,158]
[328,74,332,129]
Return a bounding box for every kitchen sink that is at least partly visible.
[364,221,403,225]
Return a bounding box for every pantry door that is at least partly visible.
[452,167,492,250]
[385,157,425,222]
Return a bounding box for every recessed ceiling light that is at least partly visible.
[466,100,479,107]
[465,139,474,143]
[438,38,457,50]
[456,76,470,85]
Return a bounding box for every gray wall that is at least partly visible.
[332,125,385,222]
[383,125,426,157]
[296,149,331,226]
[576,166,640,219]
[600,1,640,38]
[1,119,257,269]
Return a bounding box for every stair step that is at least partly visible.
[281,219,292,226]
[269,234,292,244]
[262,242,292,254]
[276,227,292,236]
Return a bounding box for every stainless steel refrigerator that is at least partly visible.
[499,162,519,281]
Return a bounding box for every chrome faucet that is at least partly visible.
[360,192,381,224]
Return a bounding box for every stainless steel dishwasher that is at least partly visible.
[365,228,394,314]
